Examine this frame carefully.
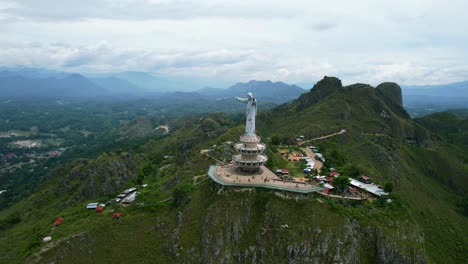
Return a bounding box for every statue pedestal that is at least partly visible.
[233,135,268,173]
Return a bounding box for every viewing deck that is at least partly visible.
[207,165,323,194]
[239,135,261,143]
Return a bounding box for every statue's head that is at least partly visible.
[247,92,254,99]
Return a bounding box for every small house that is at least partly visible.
[329,171,339,177]
[86,202,100,209]
[122,187,137,195]
[358,176,372,184]
[276,169,289,175]
[53,217,64,226]
[122,192,138,203]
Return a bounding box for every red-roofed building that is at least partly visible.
[96,206,104,212]
[349,187,358,193]
[329,171,339,177]
[359,176,372,183]
[53,217,64,226]
[276,169,289,174]
[113,213,121,219]
[322,188,331,194]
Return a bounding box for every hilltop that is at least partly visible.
[0,77,466,263]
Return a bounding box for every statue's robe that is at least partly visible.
[234,95,257,136]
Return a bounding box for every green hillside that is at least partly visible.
[0,77,467,263]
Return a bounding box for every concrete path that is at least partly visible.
[299,129,347,145]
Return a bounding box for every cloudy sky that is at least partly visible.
[1,0,467,87]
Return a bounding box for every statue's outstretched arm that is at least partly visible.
[234,96,249,103]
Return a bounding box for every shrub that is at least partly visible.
[384,182,394,193]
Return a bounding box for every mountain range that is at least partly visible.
[0,67,305,105]
[402,81,468,115]
[1,67,468,114]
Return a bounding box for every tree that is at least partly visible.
[384,182,394,193]
[172,184,194,206]
[310,168,318,177]
[333,176,351,195]
[343,165,360,178]
[271,135,280,145]
[329,150,345,166]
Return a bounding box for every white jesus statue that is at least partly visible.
[234,92,257,136]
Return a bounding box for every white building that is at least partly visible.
[86,202,100,209]
[122,192,138,203]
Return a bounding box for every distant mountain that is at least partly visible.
[110,71,210,92]
[402,81,468,116]
[89,77,152,95]
[0,72,105,98]
[0,66,69,79]
[0,68,158,98]
[197,80,306,104]
[403,81,468,97]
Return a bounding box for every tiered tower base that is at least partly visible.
[233,135,267,173]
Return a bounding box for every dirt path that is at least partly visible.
[299,129,347,145]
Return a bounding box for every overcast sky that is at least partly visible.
[1,0,467,87]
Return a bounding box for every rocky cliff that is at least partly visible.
[296,76,343,110]
[33,187,427,264]
[54,152,141,204]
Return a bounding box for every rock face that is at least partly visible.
[55,152,140,203]
[376,82,403,108]
[33,186,428,264]
[297,76,343,110]
[160,190,427,264]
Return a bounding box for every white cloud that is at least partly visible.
[0,0,467,86]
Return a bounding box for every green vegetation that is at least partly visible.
[333,176,350,194]
[265,146,306,177]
